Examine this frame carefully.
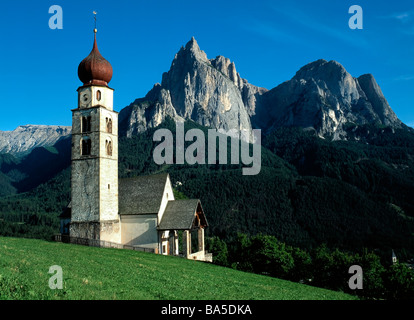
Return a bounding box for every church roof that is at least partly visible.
[158,199,208,230]
[119,173,169,215]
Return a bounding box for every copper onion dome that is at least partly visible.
[78,29,113,86]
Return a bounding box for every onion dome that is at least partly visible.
[78,29,113,86]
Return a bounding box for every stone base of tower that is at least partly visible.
[100,220,121,243]
[69,220,121,244]
[70,221,100,240]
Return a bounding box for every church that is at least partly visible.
[59,27,211,262]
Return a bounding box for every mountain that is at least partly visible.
[0,125,71,157]
[0,124,71,195]
[252,59,402,139]
[1,38,414,262]
[119,37,266,138]
[0,135,71,196]
[11,136,71,193]
[120,40,404,141]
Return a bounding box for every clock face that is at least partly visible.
[80,90,91,107]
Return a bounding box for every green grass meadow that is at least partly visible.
[0,237,356,300]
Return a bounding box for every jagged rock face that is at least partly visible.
[0,125,71,156]
[120,41,403,141]
[252,59,402,139]
[357,73,401,127]
[119,37,266,138]
[118,87,182,137]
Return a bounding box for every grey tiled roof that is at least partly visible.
[158,199,207,230]
[119,173,169,215]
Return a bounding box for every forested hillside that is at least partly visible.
[1,118,414,264]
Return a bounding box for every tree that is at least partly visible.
[312,244,335,289]
[230,233,253,272]
[288,246,312,283]
[356,250,385,299]
[384,263,414,300]
[250,234,294,279]
[206,236,229,267]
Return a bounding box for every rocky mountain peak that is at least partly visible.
[185,36,199,50]
[210,56,241,88]
[120,38,266,139]
[294,59,328,76]
[119,42,404,141]
[251,59,403,139]
[293,59,358,102]
[294,59,348,81]
[173,37,209,64]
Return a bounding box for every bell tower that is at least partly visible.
[70,26,121,243]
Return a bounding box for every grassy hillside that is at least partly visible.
[0,237,356,300]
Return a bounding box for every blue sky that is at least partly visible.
[0,0,413,131]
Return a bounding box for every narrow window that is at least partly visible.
[106,140,112,156]
[108,184,110,190]
[86,116,91,132]
[106,117,112,133]
[81,116,91,133]
[81,117,87,133]
[96,90,101,101]
[81,138,91,156]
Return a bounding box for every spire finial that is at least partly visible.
[93,11,97,33]
[78,10,113,86]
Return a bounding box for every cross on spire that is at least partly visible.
[93,11,97,33]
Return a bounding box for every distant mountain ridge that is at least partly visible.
[119,38,405,140]
[0,125,71,157]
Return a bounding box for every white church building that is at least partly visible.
[59,27,210,262]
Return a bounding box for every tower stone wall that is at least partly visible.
[69,29,120,244]
[70,84,121,243]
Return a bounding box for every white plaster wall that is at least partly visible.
[99,157,118,221]
[92,86,113,111]
[120,215,158,249]
[160,231,170,255]
[157,175,175,222]
[97,106,119,223]
[77,86,114,110]
[98,107,118,134]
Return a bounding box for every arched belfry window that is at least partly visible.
[105,139,113,156]
[96,90,101,101]
[81,116,92,133]
[81,137,91,156]
[106,117,112,134]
